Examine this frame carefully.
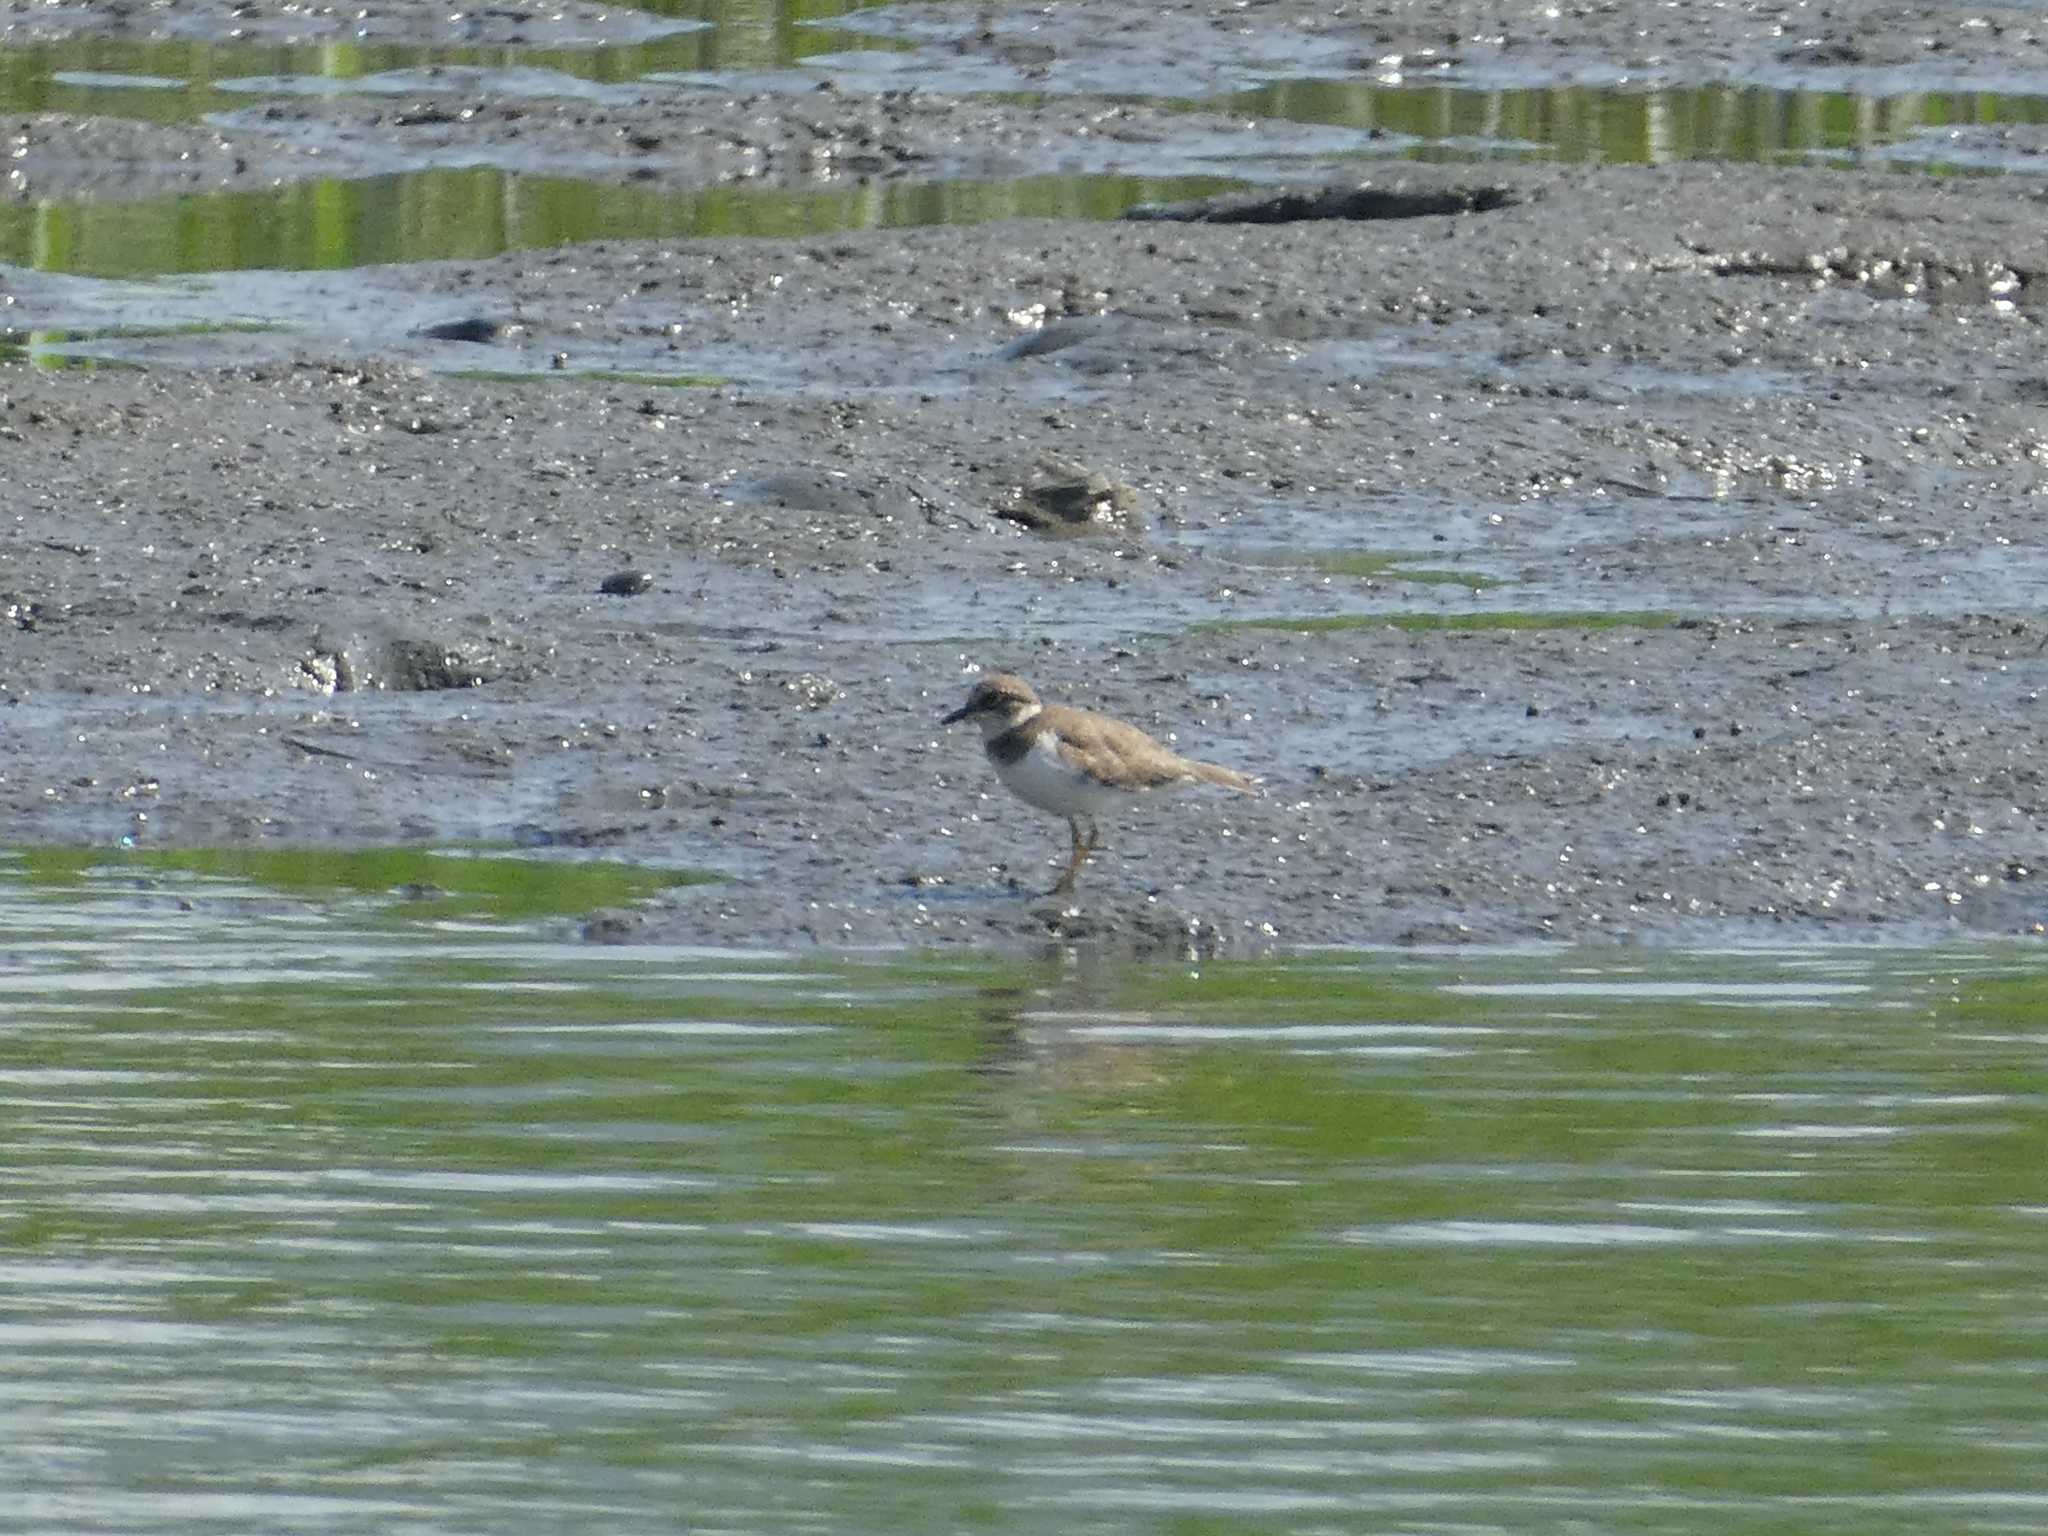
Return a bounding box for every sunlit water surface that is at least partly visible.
[6,14,2048,287]
[4,849,2047,1533]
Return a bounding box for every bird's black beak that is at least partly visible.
[942,702,973,725]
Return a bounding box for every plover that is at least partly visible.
[943,672,1259,895]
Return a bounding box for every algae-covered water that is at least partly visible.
[3,848,2045,1532]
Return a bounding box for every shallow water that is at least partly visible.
[5,848,2046,1532]
[8,0,2048,382]
[1224,77,2048,171]
[0,0,898,122]
[6,12,2048,294]
[0,167,1237,282]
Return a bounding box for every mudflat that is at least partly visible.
[4,0,2047,954]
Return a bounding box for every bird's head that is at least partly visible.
[943,673,1042,735]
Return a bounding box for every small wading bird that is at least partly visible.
[943,672,1260,895]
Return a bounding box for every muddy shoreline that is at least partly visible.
[6,3,2048,955]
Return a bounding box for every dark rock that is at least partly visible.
[1125,181,1518,224]
[995,456,1141,537]
[417,317,505,344]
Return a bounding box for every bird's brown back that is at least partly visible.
[1013,703,1259,794]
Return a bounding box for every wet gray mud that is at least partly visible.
[6,0,2048,955]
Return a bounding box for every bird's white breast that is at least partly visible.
[990,731,1132,819]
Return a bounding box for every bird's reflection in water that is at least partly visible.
[963,955,1177,1096]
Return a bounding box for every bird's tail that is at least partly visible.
[1189,759,1261,795]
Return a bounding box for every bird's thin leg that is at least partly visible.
[1051,817,1088,895]
[1083,818,1104,853]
